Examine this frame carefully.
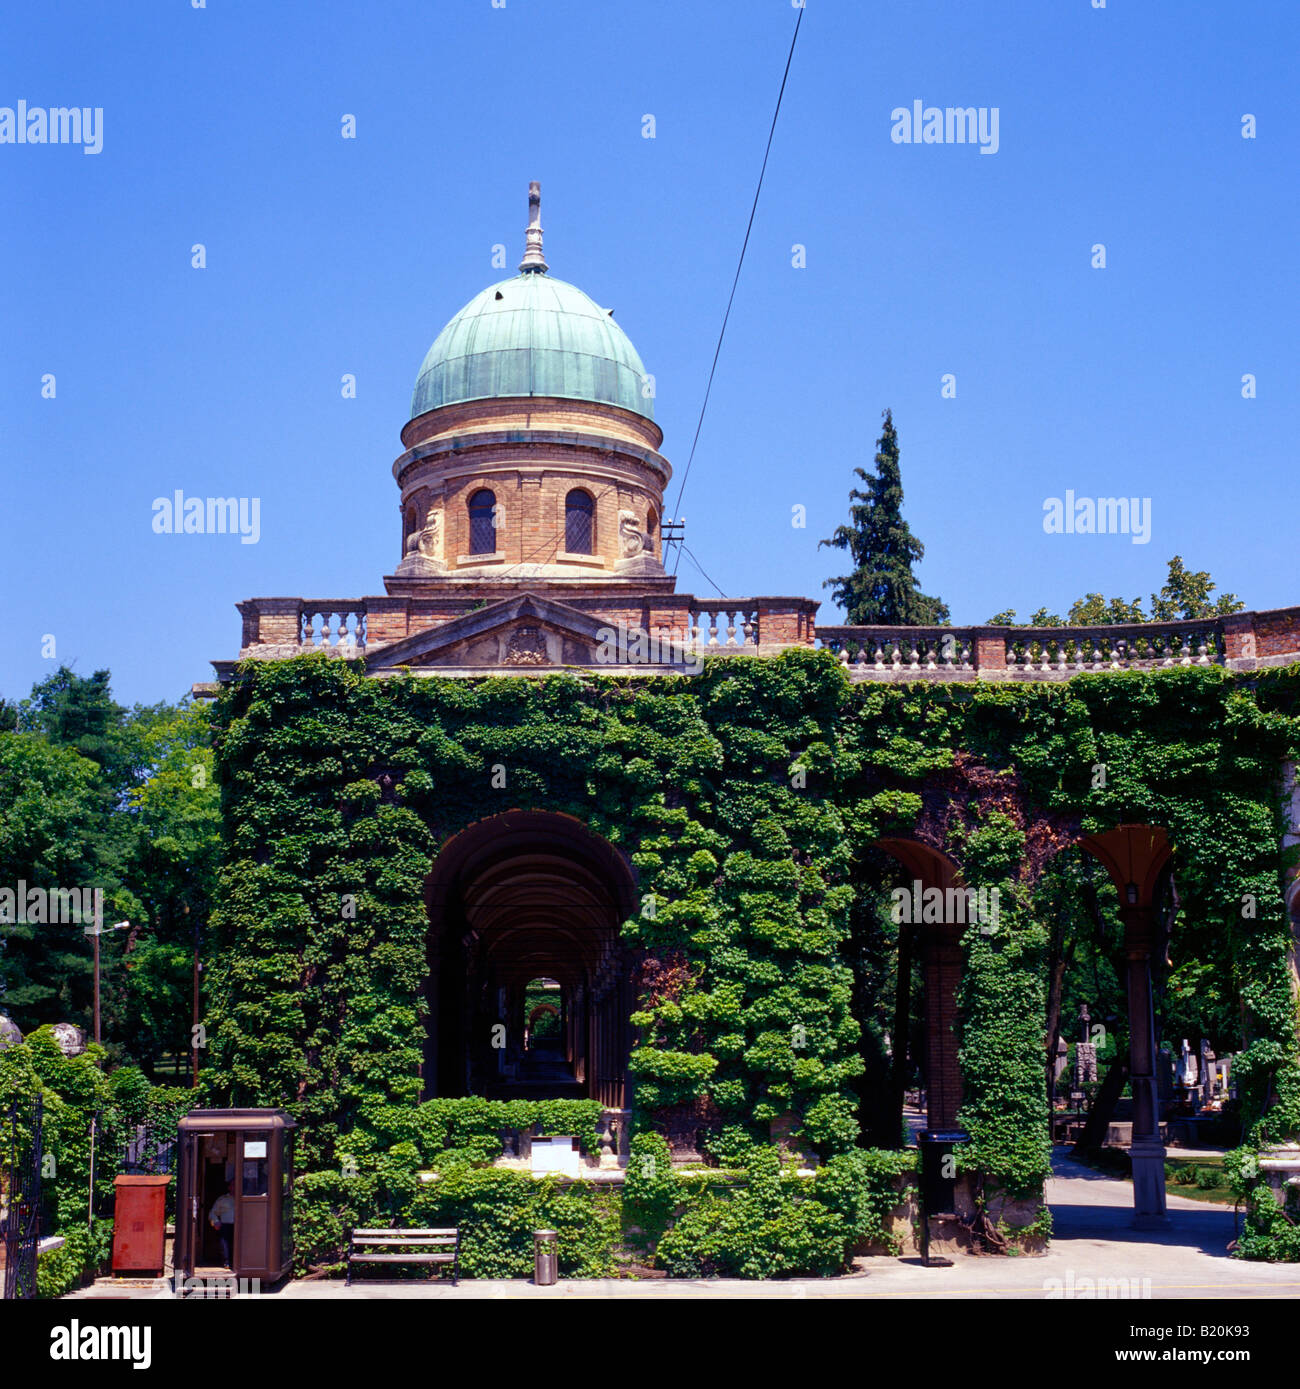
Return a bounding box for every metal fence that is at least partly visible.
[3,1098,44,1300]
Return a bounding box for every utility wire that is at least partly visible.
[679,544,727,599]
[670,5,804,577]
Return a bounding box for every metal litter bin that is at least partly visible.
[917,1129,967,1267]
[534,1229,558,1286]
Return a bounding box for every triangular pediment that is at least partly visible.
[365,592,696,673]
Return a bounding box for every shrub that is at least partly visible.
[655,1145,847,1278]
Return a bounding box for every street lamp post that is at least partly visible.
[84,895,130,1046]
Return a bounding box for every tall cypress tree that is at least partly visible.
[819,409,949,625]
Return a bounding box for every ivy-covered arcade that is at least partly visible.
[193,187,1300,1277]
[201,649,1300,1270]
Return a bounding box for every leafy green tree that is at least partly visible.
[117,700,219,1071]
[17,668,130,788]
[988,557,1243,627]
[820,410,949,625]
[1149,555,1243,621]
[1066,594,1146,625]
[0,734,103,1026]
[0,669,218,1070]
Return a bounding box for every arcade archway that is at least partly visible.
[423,810,637,1106]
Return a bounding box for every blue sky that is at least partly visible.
[3,0,1296,707]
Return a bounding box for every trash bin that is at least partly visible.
[534,1229,558,1286]
[917,1129,967,1267]
[111,1175,171,1275]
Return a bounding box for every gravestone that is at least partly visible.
[1053,1036,1069,1086]
[1199,1039,1216,1109]
[1156,1045,1175,1110]
[1176,1038,1198,1090]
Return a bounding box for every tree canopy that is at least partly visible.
[0,668,219,1074]
[987,555,1245,626]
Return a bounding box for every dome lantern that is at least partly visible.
[519,180,548,275]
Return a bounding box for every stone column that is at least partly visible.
[1122,906,1169,1228]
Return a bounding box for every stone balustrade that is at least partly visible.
[999,620,1222,673]
[222,597,1299,684]
[685,603,759,652]
[818,605,1300,682]
[299,603,368,651]
[819,627,975,675]
[230,593,818,665]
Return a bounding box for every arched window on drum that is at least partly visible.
[468,489,497,555]
[565,489,595,555]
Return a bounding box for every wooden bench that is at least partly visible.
[346,1227,460,1286]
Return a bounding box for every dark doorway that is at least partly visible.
[424,811,637,1106]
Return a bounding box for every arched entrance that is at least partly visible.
[1075,823,1173,1227]
[423,810,637,1106]
[875,837,967,1135]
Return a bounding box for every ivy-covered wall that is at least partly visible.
[205,650,1300,1265]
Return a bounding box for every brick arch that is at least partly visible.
[1076,824,1173,911]
[1055,822,1174,1229]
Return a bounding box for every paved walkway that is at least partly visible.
[271,1152,1297,1300]
[70,1150,1300,1300]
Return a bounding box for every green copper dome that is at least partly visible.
[411,272,654,422]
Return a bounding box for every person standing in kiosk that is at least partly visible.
[208,1181,236,1267]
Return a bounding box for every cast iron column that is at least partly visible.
[1122,907,1169,1228]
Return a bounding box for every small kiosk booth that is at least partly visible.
[174,1109,296,1285]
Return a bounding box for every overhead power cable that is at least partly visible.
[669,5,804,576]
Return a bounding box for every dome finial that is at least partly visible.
[519,180,548,274]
